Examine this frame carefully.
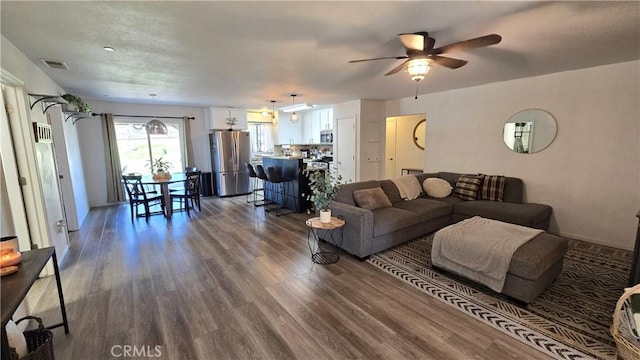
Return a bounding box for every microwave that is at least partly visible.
[320,130,333,143]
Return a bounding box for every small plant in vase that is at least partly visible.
[306,169,343,223]
[225,110,237,130]
[148,157,172,179]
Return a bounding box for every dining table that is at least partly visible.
[140,173,187,219]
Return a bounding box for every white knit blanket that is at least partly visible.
[391,175,422,200]
[431,216,543,292]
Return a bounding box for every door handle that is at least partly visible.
[56,220,67,233]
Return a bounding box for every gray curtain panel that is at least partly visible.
[101,113,125,203]
[184,116,195,167]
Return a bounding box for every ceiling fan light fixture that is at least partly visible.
[406,58,431,82]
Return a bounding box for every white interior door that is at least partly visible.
[385,117,397,179]
[48,109,79,230]
[336,116,356,183]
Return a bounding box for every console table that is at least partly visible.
[1,247,69,360]
[401,168,423,176]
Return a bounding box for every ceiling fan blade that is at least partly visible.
[398,33,424,51]
[349,56,408,63]
[384,60,410,76]
[432,34,502,54]
[430,55,468,69]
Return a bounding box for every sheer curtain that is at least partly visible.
[101,113,125,203]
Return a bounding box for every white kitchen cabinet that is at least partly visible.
[310,111,321,143]
[319,108,333,130]
[207,107,248,130]
[278,116,303,144]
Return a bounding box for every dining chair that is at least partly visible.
[169,167,200,192]
[170,171,201,216]
[122,175,165,221]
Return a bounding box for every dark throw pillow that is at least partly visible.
[353,187,393,211]
[479,175,506,201]
[453,174,482,201]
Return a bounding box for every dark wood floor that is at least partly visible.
[27,196,551,359]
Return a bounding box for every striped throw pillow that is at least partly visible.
[453,175,482,201]
[480,175,506,201]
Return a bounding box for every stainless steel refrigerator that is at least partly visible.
[209,131,251,197]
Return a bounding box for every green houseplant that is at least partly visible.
[306,169,343,223]
[61,93,92,114]
[148,157,172,179]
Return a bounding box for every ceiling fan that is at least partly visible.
[349,31,502,82]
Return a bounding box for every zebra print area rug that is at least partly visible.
[367,235,631,360]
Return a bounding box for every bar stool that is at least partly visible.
[245,163,264,206]
[254,165,274,210]
[265,166,297,217]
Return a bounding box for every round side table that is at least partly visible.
[305,216,345,264]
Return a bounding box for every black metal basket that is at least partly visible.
[10,316,54,360]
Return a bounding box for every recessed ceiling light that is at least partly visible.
[103,46,115,52]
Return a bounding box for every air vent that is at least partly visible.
[32,122,53,143]
[40,59,69,70]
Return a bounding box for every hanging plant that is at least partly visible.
[61,93,92,114]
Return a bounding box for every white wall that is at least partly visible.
[80,100,208,207]
[385,61,640,250]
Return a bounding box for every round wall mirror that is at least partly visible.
[413,119,426,150]
[503,109,557,154]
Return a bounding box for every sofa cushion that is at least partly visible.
[392,198,453,219]
[509,233,568,280]
[427,195,465,206]
[372,207,422,237]
[423,178,453,198]
[334,180,381,206]
[353,187,392,211]
[479,175,506,201]
[502,177,524,203]
[454,201,552,228]
[453,174,483,201]
[438,172,462,188]
[380,180,403,203]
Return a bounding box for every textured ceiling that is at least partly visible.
[1,1,639,109]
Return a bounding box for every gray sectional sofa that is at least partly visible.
[330,172,553,259]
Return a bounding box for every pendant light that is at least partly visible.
[270,100,277,124]
[145,94,168,135]
[289,94,299,123]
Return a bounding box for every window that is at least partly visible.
[247,123,275,154]
[115,118,186,174]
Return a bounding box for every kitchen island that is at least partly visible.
[261,156,312,213]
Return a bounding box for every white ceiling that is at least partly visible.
[1,1,639,110]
